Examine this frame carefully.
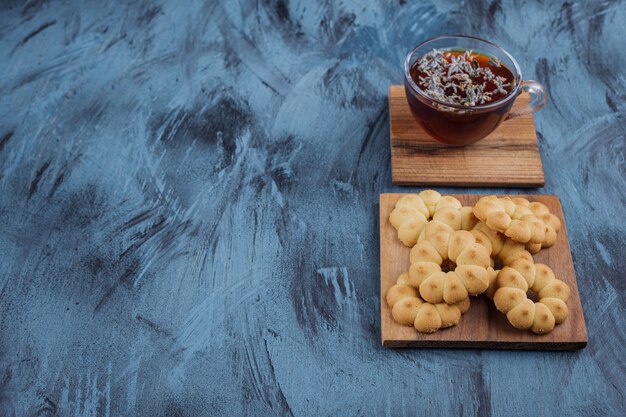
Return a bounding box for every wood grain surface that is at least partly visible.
[389,85,545,187]
[380,193,587,349]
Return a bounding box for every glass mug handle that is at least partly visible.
[506,80,547,120]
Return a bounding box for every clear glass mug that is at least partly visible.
[404,35,547,146]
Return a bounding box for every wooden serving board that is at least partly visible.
[380,193,587,350]
[389,85,545,187]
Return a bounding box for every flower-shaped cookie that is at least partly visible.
[408,221,491,304]
[389,190,476,247]
[386,272,470,333]
[487,260,570,334]
[473,196,560,246]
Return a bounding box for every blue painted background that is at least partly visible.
[1,0,624,415]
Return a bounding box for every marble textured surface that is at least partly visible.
[1,0,624,415]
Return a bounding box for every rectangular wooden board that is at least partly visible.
[380,193,587,350]
[389,85,545,187]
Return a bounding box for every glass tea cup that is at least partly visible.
[404,35,547,146]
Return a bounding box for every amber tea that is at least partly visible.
[405,48,517,145]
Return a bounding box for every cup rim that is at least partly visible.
[404,35,523,111]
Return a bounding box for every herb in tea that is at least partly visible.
[410,49,514,106]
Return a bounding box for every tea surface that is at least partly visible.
[410,49,515,106]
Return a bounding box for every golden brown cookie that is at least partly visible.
[472,195,555,245]
[387,273,470,333]
[486,260,570,334]
[469,221,534,266]
[408,222,491,305]
[527,201,561,248]
[389,190,463,247]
